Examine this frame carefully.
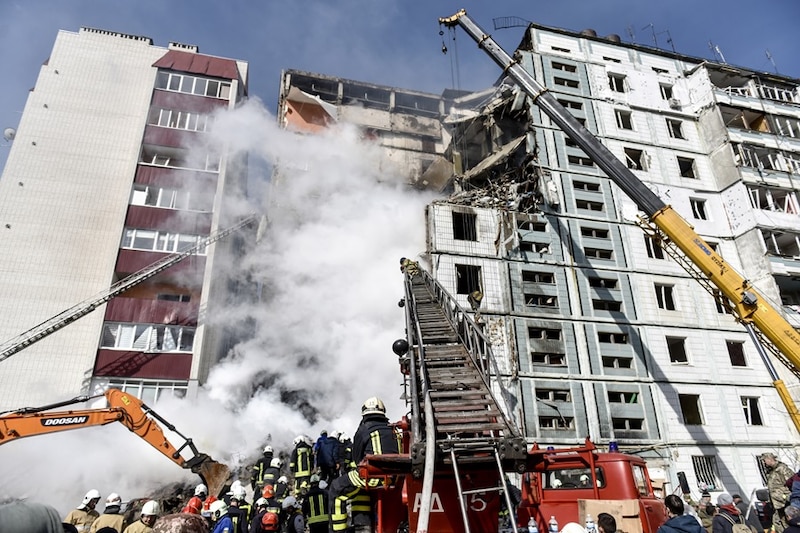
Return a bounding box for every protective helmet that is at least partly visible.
[105,493,122,507]
[141,500,160,516]
[263,445,273,454]
[319,480,329,490]
[182,499,202,514]
[82,489,101,506]
[338,431,349,443]
[310,474,321,485]
[320,429,328,436]
[293,435,304,446]
[195,483,208,497]
[261,511,280,531]
[281,496,299,510]
[209,500,228,520]
[277,476,288,485]
[362,396,386,416]
[232,485,247,501]
[304,435,313,446]
[255,497,268,508]
[262,484,275,499]
[270,458,282,468]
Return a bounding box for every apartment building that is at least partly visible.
[0,27,249,410]
[279,25,800,494]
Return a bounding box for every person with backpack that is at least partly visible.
[713,493,751,533]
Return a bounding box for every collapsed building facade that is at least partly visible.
[278,21,800,496]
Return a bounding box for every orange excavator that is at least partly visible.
[0,388,230,496]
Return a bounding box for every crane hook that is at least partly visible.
[439,29,448,54]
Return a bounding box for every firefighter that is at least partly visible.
[336,431,353,476]
[228,484,251,533]
[122,500,159,533]
[89,493,126,533]
[281,496,305,533]
[209,500,234,533]
[328,396,399,533]
[290,435,314,495]
[65,489,101,533]
[303,474,330,533]
[183,484,207,515]
[251,445,275,494]
[258,512,280,533]
[262,458,282,494]
[399,257,419,277]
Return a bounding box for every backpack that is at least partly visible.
[721,512,752,533]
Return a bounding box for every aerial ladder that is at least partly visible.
[0,214,259,363]
[438,10,800,432]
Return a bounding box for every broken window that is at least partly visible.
[615,110,633,130]
[742,397,764,425]
[518,219,547,232]
[667,336,688,363]
[659,84,674,100]
[773,115,800,139]
[529,327,562,340]
[573,180,600,192]
[522,271,555,284]
[558,99,583,110]
[677,157,696,178]
[452,212,478,241]
[555,77,580,89]
[342,83,391,110]
[576,199,604,212]
[520,241,551,254]
[588,277,618,289]
[552,61,577,73]
[644,235,665,259]
[748,185,800,213]
[608,391,639,403]
[592,299,622,312]
[727,340,746,366]
[667,119,685,139]
[655,283,676,310]
[599,332,628,344]
[525,294,558,307]
[652,66,669,74]
[568,155,594,167]
[536,388,572,402]
[394,92,441,117]
[761,230,800,256]
[612,418,644,431]
[532,353,566,366]
[454,264,481,295]
[602,356,633,369]
[539,416,574,430]
[608,73,627,93]
[581,226,609,239]
[679,394,704,424]
[624,147,647,170]
[757,82,798,104]
[690,198,708,220]
[720,104,770,132]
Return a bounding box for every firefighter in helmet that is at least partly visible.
[328,396,399,533]
[64,489,101,533]
[122,500,158,533]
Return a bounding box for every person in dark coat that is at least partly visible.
[317,432,340,484]
[732,494,764,533]
[659,494,706,533]
[713,493,746,533]
[784,506,800,533]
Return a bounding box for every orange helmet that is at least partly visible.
[262,484,275,499]
[181,499,201,514]
[261,511,279,532]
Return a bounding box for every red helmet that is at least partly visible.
[181,499,201,514]
[262,484,275,499]
[261,511,279,531]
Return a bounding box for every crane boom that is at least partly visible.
[439,10,800,432]
[0,388,231,496]
[0,214,258,364]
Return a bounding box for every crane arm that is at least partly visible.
[0,388,230,495]
[440,10,800,432]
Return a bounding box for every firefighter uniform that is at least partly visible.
[303,477,330,533]
[290,439,314,495]
[328,397,399,533]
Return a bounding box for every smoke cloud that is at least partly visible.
[2,98,435,515]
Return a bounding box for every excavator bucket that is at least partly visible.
[192,458,231,497]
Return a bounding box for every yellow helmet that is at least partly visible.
[361,397,386,416]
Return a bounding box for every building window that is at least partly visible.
[761,230,800,256]
[573,180,600,192]
[727,341,747,366]
[122,228,206,255]
[559,99,583,110]
[608,391,639,403]
[522,271,555,284]
[529,327,561,340]
[520,241,551,254]
[644,235,665,259]
[525,294,558,307]
[539,416,574,430]
[107,379,188,404]
[667,119,685,139]
[581,227,610,239]
[659,84,674,100]
[518,219,547,232]
[679,394,704,425]
[536,388,572,402]
[157,293,191,302]
[690,199,708,220]
[667,336,688,363]
[608,74,627,93]
[615,110,633,130]
[555,77,580,89]
[655,283,676,310]
[585,248,613,260]
[148,107,212,132]
[692,455,720,490]
[677,157,697,178]
[452,212,478,241]
[588,277,618,289]
[741,397,764,425]
[612,418,644,430]
[598,332,628,344]
[130,184,211,212]
[568,154,594,167]
[624,147,647,170]
[454,264,481,295]
[531,352,566,366]
[155,72,232,99]
[576,199,604,211]
[101,322,196,352]
[552,61,577,73]
[602,356,633,369]
[592,299,622,312]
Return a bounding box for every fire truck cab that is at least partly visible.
[519,440,667,533]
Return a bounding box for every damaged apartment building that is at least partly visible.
[277,23,800,497]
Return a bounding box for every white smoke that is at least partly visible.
[2,98,435,516]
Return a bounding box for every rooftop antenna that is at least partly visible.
[642,23,658,47]
[766,50,779,74]
[642,23,675,52]
[708,41,726,63]
[492,16,532,30]
[626,25,636,43]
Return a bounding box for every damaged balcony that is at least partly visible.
[709,66,800,105]
[733,142,800,176]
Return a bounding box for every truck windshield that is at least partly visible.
[544,467,605,489]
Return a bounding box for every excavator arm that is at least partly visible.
[440,10,800,432]
[0,388,230,496]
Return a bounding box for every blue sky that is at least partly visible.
[1,0,798,174]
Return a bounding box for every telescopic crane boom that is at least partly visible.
[439,9,800,432]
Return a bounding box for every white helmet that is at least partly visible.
[319,480,329,490]
[293,435,304,446]
[141,500,160,516]
[82,489,101,506]
[270,457,282,468]
[209,500,228,520]
[232,485,247,501]
[263,445,273,454]
[281,496,299,510]
[362,396,386,416]
[255,497,268,507]
[105,493,122,507]
[278,476,288,485]
[195,483,208,496]
[338,431,349,443]
[304,435,313,446]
